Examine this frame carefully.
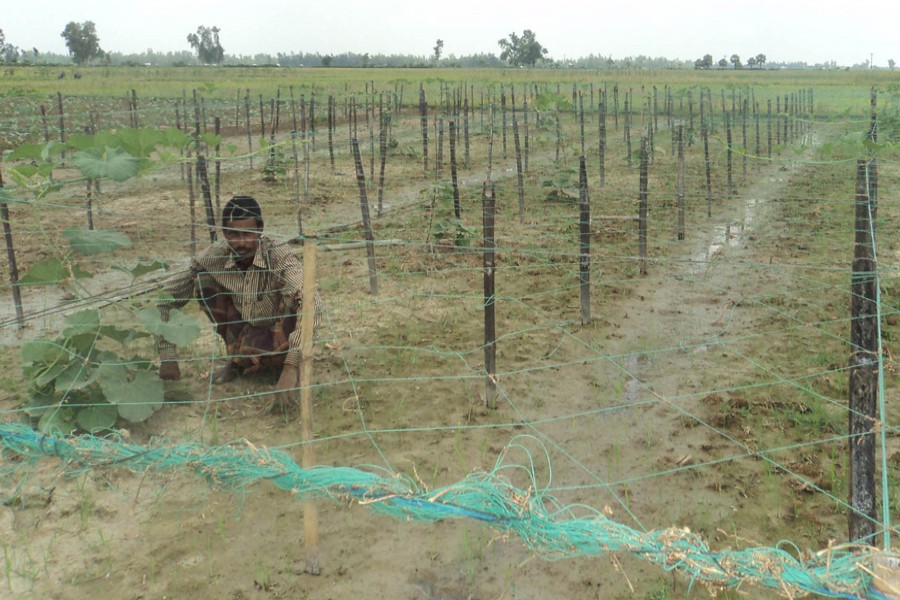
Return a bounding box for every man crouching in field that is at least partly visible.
[157,195,321,406]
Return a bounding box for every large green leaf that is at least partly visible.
[54,362,97,391]
[114,127,168,158]
[76,401,119,432]
[18,258,67,285]
[66,332,100,355]
[21,339,66,364]
[111,260,168,279]
[18,258,92,285]
[98,326,149,344]
[34,362,68,387]
[37,407,76,436]
[99,365,163,422]
[137,307,201,346]
[162,128,192,149]
[23,390,57,417]
[6,142,45,161]
[70,146,141,182]
[63,309,100,336]
[63,227,132,255]
[200,133,222,148]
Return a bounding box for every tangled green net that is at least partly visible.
[0,423,887,598]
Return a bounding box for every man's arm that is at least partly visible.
[157,261,202,379]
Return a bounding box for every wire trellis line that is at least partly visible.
[0,423,884,599]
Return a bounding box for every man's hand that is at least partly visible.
[159,361,182,381]
[274,364,301,409]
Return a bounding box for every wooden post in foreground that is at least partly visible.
[848,159,878,545]
[300,240,320,574]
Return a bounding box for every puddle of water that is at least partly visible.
[690,196,760,274]
[622,354,650,403]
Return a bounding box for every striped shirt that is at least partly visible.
[158,235,322,366]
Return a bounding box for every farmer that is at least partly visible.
[157,195,321,404]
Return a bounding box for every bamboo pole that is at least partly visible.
[299,240,320,574]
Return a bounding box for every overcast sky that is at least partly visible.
[3,0,897,67]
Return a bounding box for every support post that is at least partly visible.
[300,241,320,574]
[482,182,497,409]
[848,159,878,545]
[578,156,591,325]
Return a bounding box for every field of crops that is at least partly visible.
[0,66,898,599]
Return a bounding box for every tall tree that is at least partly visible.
[497,30,548,67]
[432,39,444,63]
[755,53,767,68]
[694,54,714,69]
[60,21,105,65]
[0,29,20,63]
[187,26,224,64]
[730,54,742,69]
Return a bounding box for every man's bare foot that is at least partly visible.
[211,363,239,384]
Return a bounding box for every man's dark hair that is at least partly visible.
[222,195,263,229]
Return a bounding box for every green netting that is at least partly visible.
[0,422,886,598]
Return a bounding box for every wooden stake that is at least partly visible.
[482,182,497,408]
[377,106,388,218]
[726,111,734,197]
[213,117,222,219]
[513,113,525,223]
[702,105,713,218]
[419,86,428,176]
[598,92,606,187]
[299,240,320,575]
[677,123,685,241]
[196,156,216,242]
[578,156,591,325]
[245,90,254,169]
[449,120,461,223]
[638,137,649,275]
[848,158,878,545]
[351,139,378,294]
[0,170,24,328]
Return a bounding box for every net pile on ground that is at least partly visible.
[0,422,883,598]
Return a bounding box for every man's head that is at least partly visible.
[222,195,263,268]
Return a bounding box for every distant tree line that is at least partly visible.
[694,53,767,69]
[0,24,889,70]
